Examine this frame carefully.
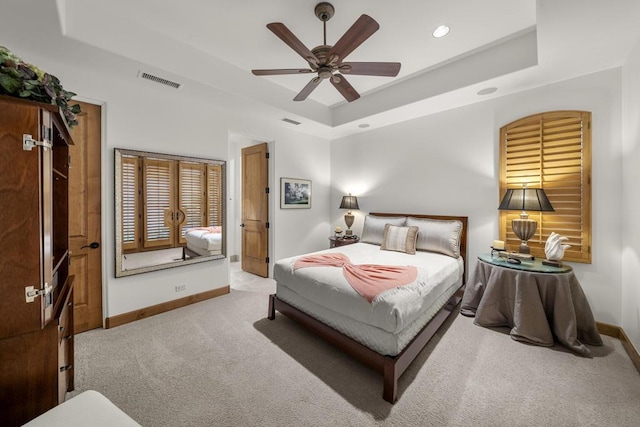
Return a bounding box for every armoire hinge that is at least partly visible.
[23,134,53,151]
[266,257,270,263]
[266,187,270,194]
[266,222,270,229]
[25,284,52,303]
[266,152,270,159]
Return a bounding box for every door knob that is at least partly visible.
[81,242,100,249]
[240,224,245,227]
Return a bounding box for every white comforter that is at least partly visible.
[274,242,463,334]
[184,227,222,251]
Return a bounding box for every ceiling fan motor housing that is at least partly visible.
[311,45,336,66]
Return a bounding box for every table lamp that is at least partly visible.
[498,186,554,254]
[339,194,359,237]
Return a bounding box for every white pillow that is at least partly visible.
[361,215,407,246]
[406,217,463,258]
[381,224,419,254]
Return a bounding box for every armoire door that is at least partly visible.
[0,100,45,338]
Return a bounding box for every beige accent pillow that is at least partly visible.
[381,224,419,254]
[406,217,462,258]
[361,215,407,245]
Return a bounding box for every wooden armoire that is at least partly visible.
[0,95,75,426]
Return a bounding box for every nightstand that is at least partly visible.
[329,236,360,248]
[460,254,602,356]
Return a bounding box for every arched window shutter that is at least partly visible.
[499,111,592,263]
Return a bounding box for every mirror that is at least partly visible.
[115,148,226,277]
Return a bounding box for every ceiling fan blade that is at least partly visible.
[266,23,319,66]
[331,73,360,102]
[252,69,313,76]
[293,77,322,101]
[328,15,379,62]
[339,62,401,77]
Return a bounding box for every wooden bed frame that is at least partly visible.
[267,213,468,403]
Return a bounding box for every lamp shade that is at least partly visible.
[339,195,359,210]
[498,188,554,212]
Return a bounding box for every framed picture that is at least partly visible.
[280,177,311,209]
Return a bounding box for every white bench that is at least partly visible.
[23,390,140,426]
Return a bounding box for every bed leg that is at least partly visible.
[268,294,276,320]
[383,357,398,403]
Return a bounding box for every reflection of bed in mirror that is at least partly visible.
[115,148,226,277]
[122,248,185,271]
[182,226,223,259]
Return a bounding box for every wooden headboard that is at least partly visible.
[369,212,469,285]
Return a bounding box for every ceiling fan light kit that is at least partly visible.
[252,2,401,103]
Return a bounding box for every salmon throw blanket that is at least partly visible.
[293,253,418,303]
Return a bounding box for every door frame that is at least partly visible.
[229,132,274,277]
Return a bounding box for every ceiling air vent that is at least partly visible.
[281,118,301,126]
[138,71,182,89]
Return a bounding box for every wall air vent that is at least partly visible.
[138,71,182,89]
[281,118,301,126]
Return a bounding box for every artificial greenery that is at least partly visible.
[0,45,80,128]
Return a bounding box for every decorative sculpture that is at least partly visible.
[544,232,571,266]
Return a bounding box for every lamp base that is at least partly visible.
[542,259,563,267]
[343,213,355,237]
[518,242,531,254]
[512,218,537,254]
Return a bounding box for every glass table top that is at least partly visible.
[478,253,573,274]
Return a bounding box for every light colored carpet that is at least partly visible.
[71,267,640,426]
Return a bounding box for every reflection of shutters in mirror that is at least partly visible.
[143,158,175,248]
[122,155,224,252]
[121,155,139,251]
[207,164,223,226]
[179,162,205,244]
[499,111,592,263]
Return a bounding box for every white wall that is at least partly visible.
[332,69,624,325]
[622,39,640,352]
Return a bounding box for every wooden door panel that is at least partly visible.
[241,143,268,277]
[69,101,102,333]
[69,254,88,331]
[243,229,265,259]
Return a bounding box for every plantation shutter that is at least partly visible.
[121,155,139,251]
[499,111,591,263]
[142,158,175,248]
[178,162,206,243]
[207,164,223,226]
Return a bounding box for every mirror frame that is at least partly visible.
[114,148,226,277]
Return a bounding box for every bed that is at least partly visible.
[182,226,223,259]
[268,213,468,403]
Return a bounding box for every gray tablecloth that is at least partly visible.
[461,259,603,357]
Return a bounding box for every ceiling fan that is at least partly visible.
[252,2,401,103]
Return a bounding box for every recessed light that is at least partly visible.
[477,87,497,96]
[358,123,370,128]
[432,25,450,38]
